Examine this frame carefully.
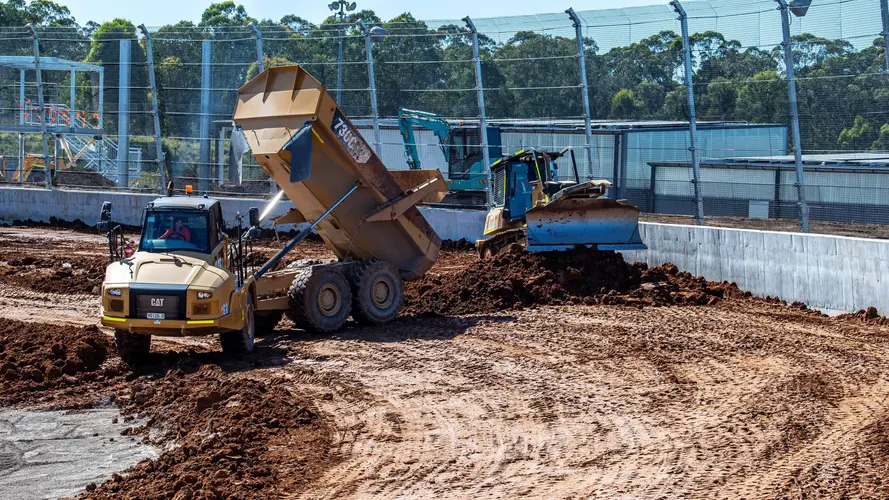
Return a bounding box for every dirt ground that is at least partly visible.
[642,213,889,240]
[3,226,889,498]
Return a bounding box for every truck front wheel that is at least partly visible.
[220,293,256,355]
[115,330,151,366]
[288,267,352,333]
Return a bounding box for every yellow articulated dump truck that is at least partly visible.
[100,65,448,365]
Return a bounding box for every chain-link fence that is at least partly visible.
[1,0,888,231]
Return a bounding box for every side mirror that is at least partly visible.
[248,207,260,228]
[98,201,113,232]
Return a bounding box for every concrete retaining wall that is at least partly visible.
[622,223,887,315]
[1,187,885,314]
[0,187,296,228]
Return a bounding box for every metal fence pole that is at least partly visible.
[199,39,213,193]
[249,23,276,195]
[249,23,264,72]
[139,25,166,194]
[671,0,705,225]
[881,0,889,80]
[566,8,597,181]
[18,69,24,184]
[358,21,382,158]
[463,16,493,209]
[776,0,810,233]
[337,21,344,106]
[26,25,51,190]
[117,39,131,190]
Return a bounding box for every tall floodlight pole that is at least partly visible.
[670,0,705,225]
[464,16,493,209]
[139,25,166,194]
[328,0,357,106]
[358,20,386,157]
[249,23,264,72]
[566,8,597,181]
[26,25,51,190]
[775,0,812,233]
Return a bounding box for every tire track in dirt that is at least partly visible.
[267,305,889,499]
[0,283,99,326]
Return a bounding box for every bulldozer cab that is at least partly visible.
[491,149,578,223]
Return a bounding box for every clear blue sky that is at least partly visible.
[59,0,668,27]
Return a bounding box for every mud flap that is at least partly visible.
[283,121,314,183]
[524,198,646,252]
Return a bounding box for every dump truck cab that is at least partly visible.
[101,195,258,364]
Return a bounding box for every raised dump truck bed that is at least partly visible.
[101,65,448,364]
[234,66,447,280]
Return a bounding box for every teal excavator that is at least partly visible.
[398,108,500,206]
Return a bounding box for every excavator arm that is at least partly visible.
[397,108,452,170]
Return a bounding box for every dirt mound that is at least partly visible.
[55,167,117,189]
[0,321,113,406]
[838,306,889,325]
[1,253,106,295]
[83,364,334,499]
[404,245,640,315]
[403,246,753,316]
[441,238,476,251]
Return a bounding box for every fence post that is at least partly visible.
[117,39,131,190]
[463,16,493,209]
[18,69,24,184]
[337,21,344,105]
[671,0,705,225]
[199,39,213,193]
[139,25,166,194]
[249,22,264,72]
[775,0,810,233]
[26,25,51,190]
[881,0,889,80]
[566,8,596,181]
[358,21,382,158]
[249,23,275,195]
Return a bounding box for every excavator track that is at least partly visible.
[477,228,527,259]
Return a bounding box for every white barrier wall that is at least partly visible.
[0,187,295,228]
[622,223,887,315]
[1,187,885,314]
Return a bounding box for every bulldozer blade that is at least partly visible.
[524,198,646,252]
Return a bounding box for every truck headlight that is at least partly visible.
[107,288,122,297]
[197,291,212,299]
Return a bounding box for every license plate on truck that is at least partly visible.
[136,295,179,320]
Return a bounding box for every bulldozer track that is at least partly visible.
[477,228,527,258]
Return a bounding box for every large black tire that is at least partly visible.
[254,310,284,336]
[115,330,150,366]
[348,261,404,325]
[288,267,352,333]
[220,293,256,355]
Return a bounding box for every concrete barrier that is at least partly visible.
[0,187,296,228]
[622,223,887,315]
[1,187,885,314]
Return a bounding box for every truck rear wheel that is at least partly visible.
[255,310,284,336]
[220,293,256,355]
[288,267,352,333]
[115,330,150,366]
[348,261,404,325]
